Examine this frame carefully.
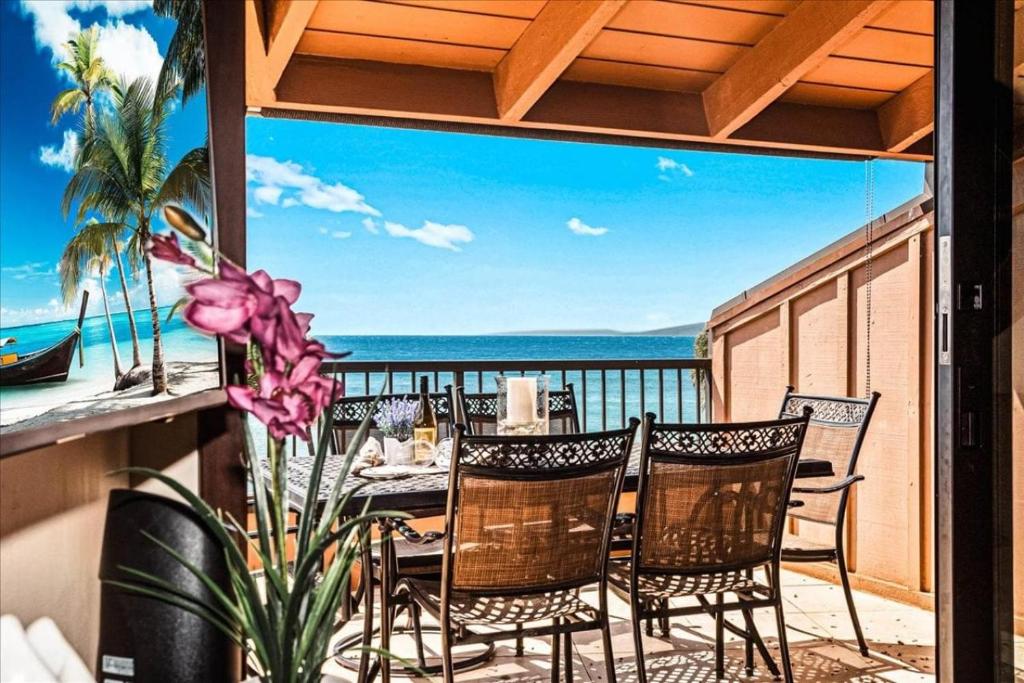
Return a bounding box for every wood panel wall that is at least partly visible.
[0,416,201,673]
[710,198,937,607]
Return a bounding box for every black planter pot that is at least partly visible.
[97,489,240,682]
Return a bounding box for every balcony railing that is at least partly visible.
[321,358,712,430]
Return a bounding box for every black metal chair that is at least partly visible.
[390,421,638,681]
[327,389,454,671]
[609,410,812,683]
[455,382,581,435]
[777,387,881,657]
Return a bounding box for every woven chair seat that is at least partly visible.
[402,579,599,626]
[608,561,765,598]
[781,535,837,562]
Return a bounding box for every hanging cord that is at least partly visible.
[863,160,875,398]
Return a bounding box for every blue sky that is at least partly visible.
[246,120,924,334]
[1,2,925,335]
[0,1,206,327]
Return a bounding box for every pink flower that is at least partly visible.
[182,261,304,348]
[226,345,340,440]
[148,233,196,267]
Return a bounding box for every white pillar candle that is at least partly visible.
[506,377,537,424]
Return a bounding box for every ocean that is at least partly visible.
[0,314,700,429]
[319,334,702,428]
[0,308,217,425]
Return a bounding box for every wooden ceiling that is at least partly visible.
[245,0,935,160]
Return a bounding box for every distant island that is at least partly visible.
[492,322,706,337]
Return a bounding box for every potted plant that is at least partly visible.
[107,207,401,682]
[373,397,418,466]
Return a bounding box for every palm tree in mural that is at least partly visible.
[59,219,125,382]
[63,77,210,394]
[154,0,205,105]
[51,26,145,370]
[50,26,115,133]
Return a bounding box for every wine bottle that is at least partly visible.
[413,376,437,464]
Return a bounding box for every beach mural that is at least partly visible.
[0,3,218,434]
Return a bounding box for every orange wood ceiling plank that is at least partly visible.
[306,0,528,50]
[608,0,781,45]
[805,56,930,93]
[680,0,799,14]
[382,0,546,19]
[834,27,933,66]
[296,31,504,71]
[867,0,933,35]
[583,29,745,72]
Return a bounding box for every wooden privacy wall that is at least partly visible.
[709,195,935,605]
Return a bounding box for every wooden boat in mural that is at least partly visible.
[0,292,88,386]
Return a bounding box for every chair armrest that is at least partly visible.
[384,517,445,545]
[792,474,864,495]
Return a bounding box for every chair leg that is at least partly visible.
[515,623,525,657]
[773,602,794,683]
[714,593,725,680]
[837,546,869,656]
[629,597,649,683]
[658,599,670,637]
[600,616,617,683]
[740,604,780,678]
[551,618,561,683]
[440,614,455,682]
[564,630,573,683]
[410,601,426,668]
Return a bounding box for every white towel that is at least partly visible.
[26,619,93,683]
[0,615,56,683]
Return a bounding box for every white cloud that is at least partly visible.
[0,301,75,326]
[331,231,352,240]
[566,217,608,237]
[1,261,55,282]
[19,2,161,84]
[254,185,282,205]
[39,129,79,172]
[656,155,694,181]
[362,217,379,234]
[95,19,163,84]
[246,154,380,216]
[246,207,264,219]
[383,220,474,252]
[318,227,328,235]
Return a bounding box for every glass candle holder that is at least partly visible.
[496,375,549,435]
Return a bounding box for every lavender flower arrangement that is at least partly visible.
[373,397,418,440]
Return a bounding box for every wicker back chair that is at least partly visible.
[455,383,580,435]
[777,387,880,656]
[330,390,454,453]
[395,421,638,682]
[610,411,811,683]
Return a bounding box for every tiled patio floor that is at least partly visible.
[324,569,946,682]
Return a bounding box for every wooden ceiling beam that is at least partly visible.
[271,56,931,161]
[877,71,934,152]
[247,0,319,103]
[702,0,896,140]
[493,0,626,121]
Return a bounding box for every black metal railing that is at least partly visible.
[320,358,712,430]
